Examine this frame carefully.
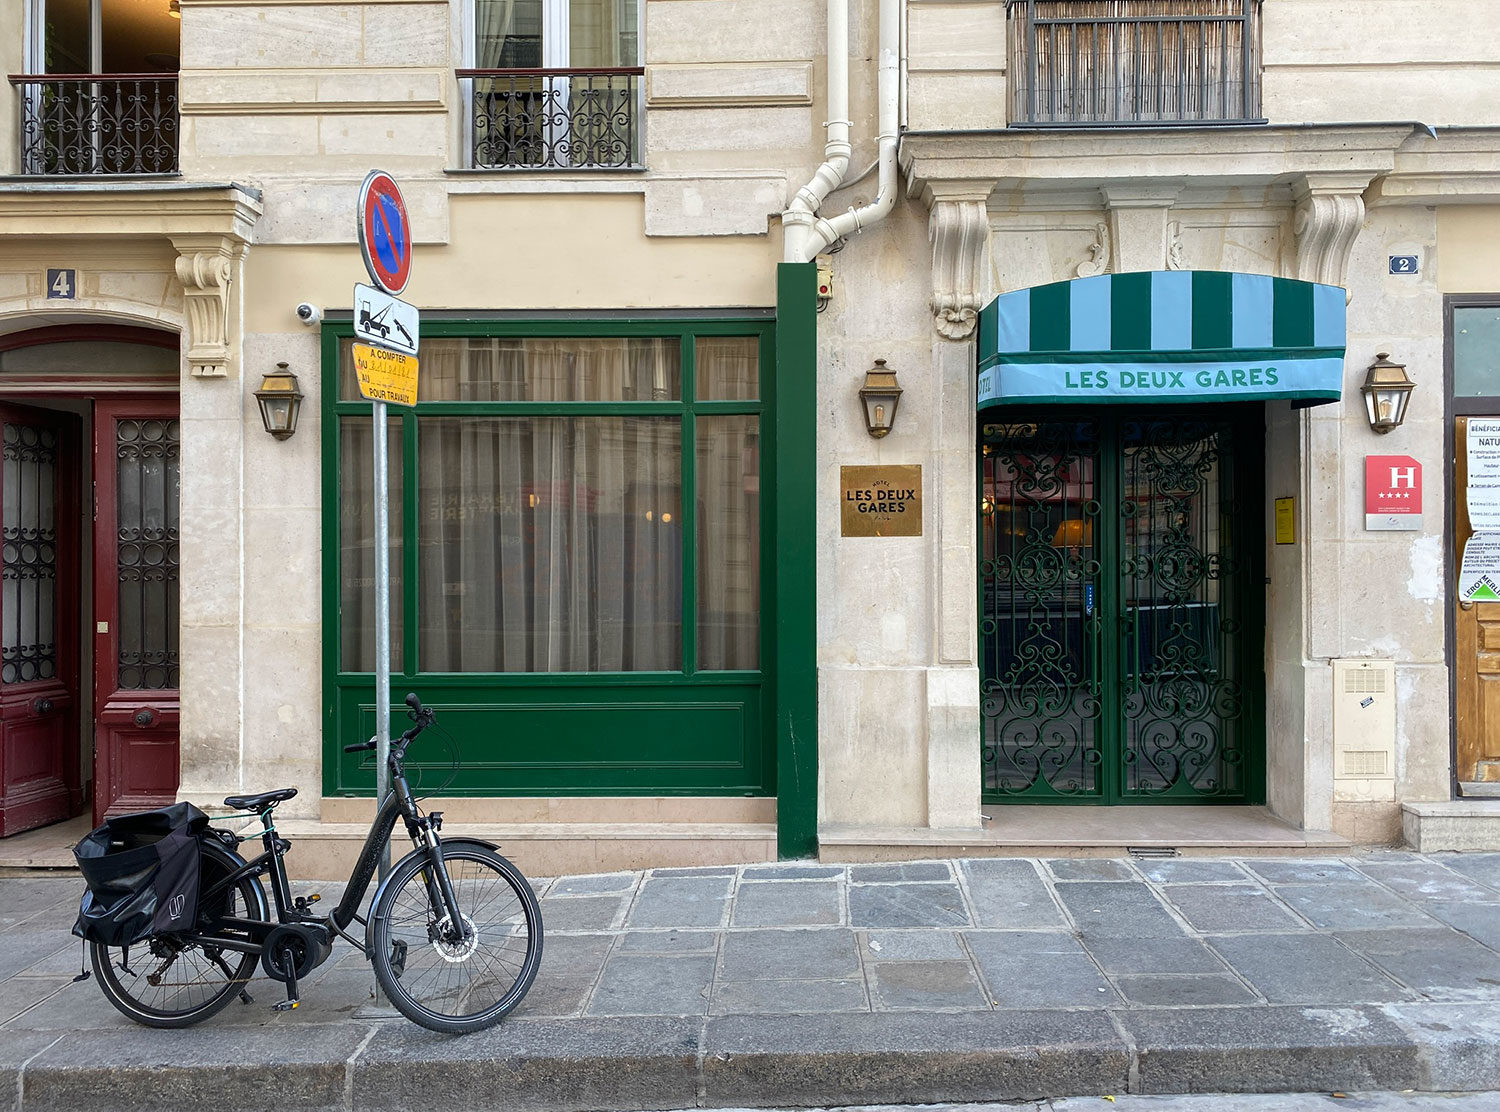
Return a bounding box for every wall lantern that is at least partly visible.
[859,358,903,438]
[255,362,304,440]
[1361,352,1415,435]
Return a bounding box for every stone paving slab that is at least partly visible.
[8,853,1500,1110]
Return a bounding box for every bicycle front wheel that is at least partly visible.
[370,843,543,1034]
[90,842,267,1028]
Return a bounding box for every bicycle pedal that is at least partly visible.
[272,999,299,1012]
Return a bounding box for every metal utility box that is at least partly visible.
[1332,658,1397,802]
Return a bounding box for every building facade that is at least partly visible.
[0,0,1497,867]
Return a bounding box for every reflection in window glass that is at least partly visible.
[339,417,403,671]
[418,416,681,672]
[1455,307,1500,398]
[697,416,759,669]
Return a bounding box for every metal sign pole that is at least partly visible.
[356,168,413,1015]
[372,398,392,883]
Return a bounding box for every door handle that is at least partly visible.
[133,709,156,729]
[32,697,53,715]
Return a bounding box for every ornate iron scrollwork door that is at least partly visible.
[981,409,1263,804]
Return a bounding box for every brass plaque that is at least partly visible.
[841,465,922,537]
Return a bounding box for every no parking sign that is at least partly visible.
[358,171,412,295]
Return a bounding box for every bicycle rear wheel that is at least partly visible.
[90,842,267,1029]
[370,843,542,1034]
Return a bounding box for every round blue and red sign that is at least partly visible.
[358,170,412,295]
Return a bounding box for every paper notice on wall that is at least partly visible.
[1468,420,1500,531]
[1459,533,1500,602]
[1469,489,1500,532]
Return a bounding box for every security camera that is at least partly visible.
[295,303,322,326]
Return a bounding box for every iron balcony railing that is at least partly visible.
[8,73,179,175]
[1007,1,1262,127]
[457,67,645,169]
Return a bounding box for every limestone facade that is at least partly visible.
[1,0,1498,854]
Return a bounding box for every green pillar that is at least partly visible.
[774,262,818,858]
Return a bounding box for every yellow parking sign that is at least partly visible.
[352,343,419,406]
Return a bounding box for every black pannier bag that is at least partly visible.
[72,802,210,946]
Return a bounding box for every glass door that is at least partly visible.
[980,408,1264,804]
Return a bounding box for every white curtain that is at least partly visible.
[417,339,680,673]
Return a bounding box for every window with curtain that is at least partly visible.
[468,0,643,168]
[335,329,764,677]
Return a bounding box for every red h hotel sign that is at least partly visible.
[1365,454,1422,531]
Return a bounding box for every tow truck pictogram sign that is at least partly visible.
[353,282,419,357]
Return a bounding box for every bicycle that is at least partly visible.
[82,693,544,1034]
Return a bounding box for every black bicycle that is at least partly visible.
[85,694,543,1034]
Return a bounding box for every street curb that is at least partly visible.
[13,1005,1500,1112]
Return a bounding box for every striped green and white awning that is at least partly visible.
[976,271,1346,408]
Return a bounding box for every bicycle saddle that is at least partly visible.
[223,787,298,810]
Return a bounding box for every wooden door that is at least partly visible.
[93,400,180,822]
[0,405,80,837]
[1455,416,1500,786]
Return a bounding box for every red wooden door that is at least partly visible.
[93,400,180,823]
[0,405,80,837]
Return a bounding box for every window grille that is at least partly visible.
[1007,0,1262,127]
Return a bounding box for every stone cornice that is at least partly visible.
[1369,131,1500,206]
[900,124,1414,203]
[0,184,262,242]
[0,185,262,379]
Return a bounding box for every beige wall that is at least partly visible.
[1438,207,1500,293]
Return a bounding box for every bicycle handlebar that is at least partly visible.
[341,694,436,754]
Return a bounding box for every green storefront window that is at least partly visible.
[324,317,775,798]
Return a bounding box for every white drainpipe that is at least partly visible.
[782,0,852,264]
[783,0,900,264]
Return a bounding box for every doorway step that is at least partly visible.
[0,814,90,872]
[818,805,1349,862]
[276,796,777,881]
[1403,798,1500,851]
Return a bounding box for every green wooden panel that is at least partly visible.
[331,679,765,794]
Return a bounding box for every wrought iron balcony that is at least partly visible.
[457,67,645,170]
[1007,0,1262,127]
[8,74,179,175]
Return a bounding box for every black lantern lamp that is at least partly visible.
[1361,352,1415,435]
[859,358,903,438]
[255,362,304,440]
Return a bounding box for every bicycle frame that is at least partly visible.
[183,753,468,962]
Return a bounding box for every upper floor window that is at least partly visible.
[459,0,644,170]
[1007,0,1262,127]
[11,0,180,174]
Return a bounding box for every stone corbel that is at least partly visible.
[1099,183,1182,274]
[928,194,990,341]
[170,239,242,378]
[1293,173,1374,292]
